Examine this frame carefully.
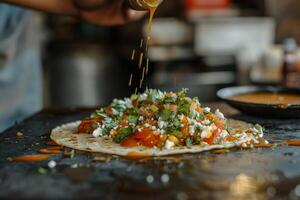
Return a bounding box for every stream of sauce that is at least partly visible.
[230,92,300,105]
[128,0,159,92]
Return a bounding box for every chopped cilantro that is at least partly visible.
[113,128,133,143]
[92,123,99,130]
[178,104,190,115]
[177,88,188,98]
[131,94,139,101]
[169,130,184,139]
[127,115,139,124]
[164,96,176,103]
[159,109,172,121]
[170,118,181,129]
[185,137,194,146]
[150,105,159,113]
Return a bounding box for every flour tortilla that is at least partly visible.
[50,119,258,156]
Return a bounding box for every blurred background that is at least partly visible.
[26,0,300,106]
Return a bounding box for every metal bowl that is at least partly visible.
[217,86,300,118]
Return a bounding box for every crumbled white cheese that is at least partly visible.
[151,126,156,131]
[189,125,195,135]
[125,98,133,108]
[157,129,165,135]
[203,107,211,113]
[165,140,175,149]
[139,116,144,121]
[144,123,150,128]
[200,127,211,139]
[178,114,184,121]
[220,130,229,138]
[139,93,147,101]
[202,119,210,125]
[158,120,167,129]
[215,109,225,119]
[92,127,103,137]
[112,108,119,115]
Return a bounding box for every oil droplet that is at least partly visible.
[131,49,136,60]
[138,53,144,69]
[146,58,150,75]
[128,73,133,86]
[140,39,144,48]
[134,87,138,94]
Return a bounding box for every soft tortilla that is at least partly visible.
[50,119,257,156]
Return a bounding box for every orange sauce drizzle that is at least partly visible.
[126,152,151,160]
[11,155,49,162]
[38,148,63,154]
[287,139,300,147]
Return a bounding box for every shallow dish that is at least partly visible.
[217,86,300,118]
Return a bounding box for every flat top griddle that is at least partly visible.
[0,103,300,200]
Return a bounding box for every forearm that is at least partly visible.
[2,0,78,16]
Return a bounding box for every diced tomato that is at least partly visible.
[132,101,139,107]
[143,119,156,126]
[119,119,129,127]
[169,104,178,112]
[203,129,222,144]
[132,129,152,139]
[156,103,164,111]
[139,108,155,118]
[78,120,95,134]
[206,113,225,129]
[120,137,139,147]
[224,135,236,142]
[132,129,161,147]
[167,91,176,97]
[180,116,190,137]
[195,106,202,113]
[214,118,225,130]
[106,106,114,116]
[181,125,189,137]
[191,102,197,109]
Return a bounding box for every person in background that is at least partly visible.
[0,0,145,132]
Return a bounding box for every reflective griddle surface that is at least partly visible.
[0,104,300,199]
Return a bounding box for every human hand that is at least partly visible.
[73,0,147,25]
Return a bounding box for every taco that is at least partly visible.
[51,89,268,156]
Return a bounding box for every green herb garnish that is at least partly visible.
[113,128,133,143]
[169,130,184,139]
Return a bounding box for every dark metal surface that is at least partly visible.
[1,104,300,200]
[217,86,300,118]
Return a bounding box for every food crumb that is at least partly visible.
[48,160,56,169]
[16,131,23,137]
[37,167,48,175]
